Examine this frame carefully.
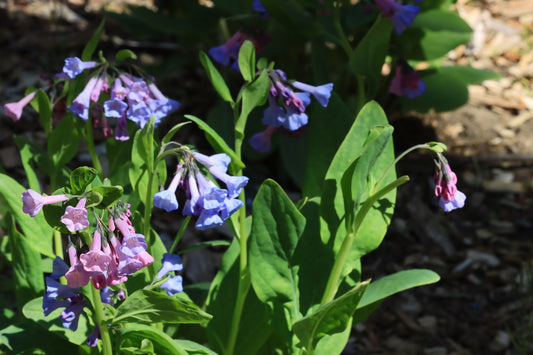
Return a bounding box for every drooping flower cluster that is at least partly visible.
[209,31,270,72]
[375,0,421,34]
[64,57,180,139]
[433,155,466,212]
[153,150,249,230]
[249,69,333,152]
[157,253,184,296]
[389,60,425,99]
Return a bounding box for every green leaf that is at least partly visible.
[112,289,212,325]
[292,281,369,350]
[85,190,104,208]
[175,339,218,355]
[13,135,47,191]
[69,166,98,195]
[81,19,105,61]
[199,51,234,104]
[236,70,270,136]
[401,10,472,61]
[162,122,190,145]
[249,179,306,306]
[184,114,245,170]
[349,16,392,98]
[442,65,501,85]
[238,40,256,82]
[0,322,79,354]
[117,324,186,355]
[0,174,54,257]
[47,114,80,167]
[22,297,90,345]
[354,269,440,323]
[92,185,123,208]
[8,216,44,308]
[28,89,52,135]
[115,48,138,62]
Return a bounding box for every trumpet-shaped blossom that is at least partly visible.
[434,160,466,212]
[291,81,333,107]
[87,326,100,347]
[160,275,183,296]
[104,98,128,118]
[60,294,86,331]
[375,0,420,34]
[389,63,425,99]
[79,230,111,274]
[61,198,90,232]
[4,91,36,121]
[157,253,184,279]
[153,169,182,212]
[115,113,130,141]
[209,31,249,69]
[63,57,97,79]
[65,245,91,288]
[22,189,69,217]
[68,77,98,121]
[249,126,276,153]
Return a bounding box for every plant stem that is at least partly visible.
[168,215,191,254]
[90,283,113,355]
[85,119,104,180]
[143,168,155,239]
[53,229,63,260]
[320,176,410,305]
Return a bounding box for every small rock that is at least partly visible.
[418,315,438,333]
[489,330,511,352]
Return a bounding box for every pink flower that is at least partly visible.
[22,189,69,217]
[434,162,466,212]
[61,198,90,232]
[4,91,36,121]
[80,230,111,274]
[68,77,99,121]
[65,245,91,288]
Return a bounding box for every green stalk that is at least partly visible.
[143,168,155,240]
[320,176,410,305]
[85,119,104,180]
[168,216,191,254]
[53,229,63,260]
[90,283,113,355]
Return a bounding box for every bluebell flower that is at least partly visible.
[160,275,183,296]
[291,81,333,107]
[153,169,182,212]
[249,126,276,153]
[157,253,184,279]
[375,0,420,34]
[63,57,97,79]
[389,62,425,99]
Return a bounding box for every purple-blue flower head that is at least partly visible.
[153,169,182,212]
[439,191,466,212]
[160,275,183,296]
[291,81,333,107]
[375,0,420,34]
[157,253,184,279]
[104,98,128,118]
[389,63,425,99]
[63,57,97,79]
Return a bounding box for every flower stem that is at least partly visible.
[85,119,104,180]
[168,216,191,254]
[53,229,63,260]
[90,283,113,355]
[321,176,410,305]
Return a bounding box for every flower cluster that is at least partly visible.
[433,155,466,212]
[64,57,180,139]
[153,150,248,230]
[389,60,425,99]
[249,69,333,152]
[157,253,184,296]
[375,0,421,35]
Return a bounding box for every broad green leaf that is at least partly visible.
[400,10,472,61]
[22,297,90,345]
[175,339,218,355]
[47,114,80,167]
[112,289,212,325]
[92,185,123,208]
[117,324,187,355]
[115,48,137,62]
[199,51,234,104]
[249,179,305,306]
[292,281,369,350]
[28,89,52,135]
[314,319,352,355]
[349,16,392,98]
[301,93,353,197]
[81,19,105,61]
[401,66,469,113]
[236,70,270,136]
[0,174,54,257]
[13,135,47,191]
[206,239,272,355]
[0,322,79,354]
[69,166,98,195]
[8,216,44,308]
[185,114,245,170]
[85,190,104,208]
[354,269,440,324]
[443,65,501,84]
[238,40,256,82]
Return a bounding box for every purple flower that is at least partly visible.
[160,275,183,296]
[154,169,182,212]
[65,245,91,288]
[157,253,183,279]
[60,294,86,331]
[434,158,466,212]
[127,101,152,129]
[291,81,333,107]
[119,233,148,258]
[253,0,267,13]
[389,63,425,99]
[209,31,248,67]
[22,189,69,217]
[68,77,99,121]
[4,91,36,121]
[87,326,100,347]
[115,113,130,141]
[60,198,90,233]
[196,209,225,231]
[104,98,128,118]
[375,0,420,34]
[79,230,111,274]
[63,57,97,79]
[249,126,276,153]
